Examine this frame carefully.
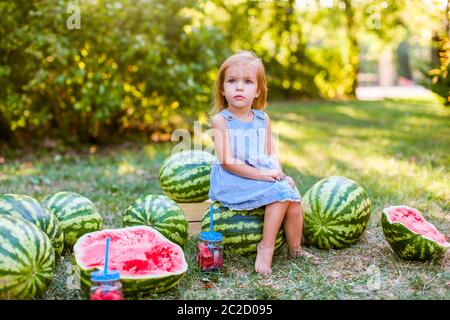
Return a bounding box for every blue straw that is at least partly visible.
[104,237,110,274]
[209,206,213,232]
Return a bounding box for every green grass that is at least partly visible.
[1,97,449,300]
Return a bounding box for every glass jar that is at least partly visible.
[89,270,123,300]
[196,231,223,272]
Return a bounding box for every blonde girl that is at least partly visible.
[208,51,305,275]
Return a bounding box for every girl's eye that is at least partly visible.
[227,79,235,83]
[245,80,253,84]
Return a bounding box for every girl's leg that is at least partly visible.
[282,201,303,254]
[283,201,320,264]
[255,201,289,275]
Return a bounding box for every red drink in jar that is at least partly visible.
[90,270,123,300]
[197,231,223,272]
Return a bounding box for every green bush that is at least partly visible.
[0,0,228,144]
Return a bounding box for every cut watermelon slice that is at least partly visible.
[382,206,449,261]
[73,226,188,295]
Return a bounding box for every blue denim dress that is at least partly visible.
[208,108,301,211]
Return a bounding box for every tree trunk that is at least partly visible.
[431,31,440,67]
[343,0,360,97]
[0,111,13,145]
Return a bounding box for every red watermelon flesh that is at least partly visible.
[76,227,185,276]
[385,206,447,244]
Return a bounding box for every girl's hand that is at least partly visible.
[259,168,286,182]
[284,176,296,188]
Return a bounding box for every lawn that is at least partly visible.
[1,97,449,300]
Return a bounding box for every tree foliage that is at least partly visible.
[421,1,450,105]
[0,0,444,146]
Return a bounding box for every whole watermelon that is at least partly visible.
[382,206,449,261]
[122,194,189,247]
[159,150,215,203]
[302,176,371,249]
[42,191,103,247]
[0,194,64,257]
[0,215,55,299]
[200,202,285,255]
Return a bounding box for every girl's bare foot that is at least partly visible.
[255,242,274,275]
[288,247,320,265]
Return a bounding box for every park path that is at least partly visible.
[356,85,435,100]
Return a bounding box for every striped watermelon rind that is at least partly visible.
[73,226,188,295]
[302,176,371,249]
[0,215,55,299]
[159,150,215,203]
[381,206,450,261]
[122,194,189,247]
[0,194,64,257]
[42,191,103,247]
[200,202,285,255]
[77,266,186,295]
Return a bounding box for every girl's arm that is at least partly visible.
[211,114,278,181]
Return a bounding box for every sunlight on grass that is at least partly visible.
[341,152,450,203]
[281,141,331,172]
[103,168,112,177]
[144,145,157,159]
[271,98,450,227]
[335,105,372,121]
[272,121,308,159]
[274,112,307,123]
[403,116,436,127]
[283,135,450,210]
[273,121,307,139]
[117,161,136,175]
[278,141,312,171]
[0,162,41,181]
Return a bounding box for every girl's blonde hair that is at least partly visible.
[211,50,267,116]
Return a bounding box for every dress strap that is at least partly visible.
[220,109,235,121]
[252,109,266,120]
[221,109,266,121]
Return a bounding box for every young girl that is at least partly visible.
[208,51,304,275]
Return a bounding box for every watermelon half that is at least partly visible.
[382,206,449,261]
[73,226,188,295]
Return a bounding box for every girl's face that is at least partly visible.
[222,63,260,109]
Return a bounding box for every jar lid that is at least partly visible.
[90,270,121,282]
[199,231,223,242]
